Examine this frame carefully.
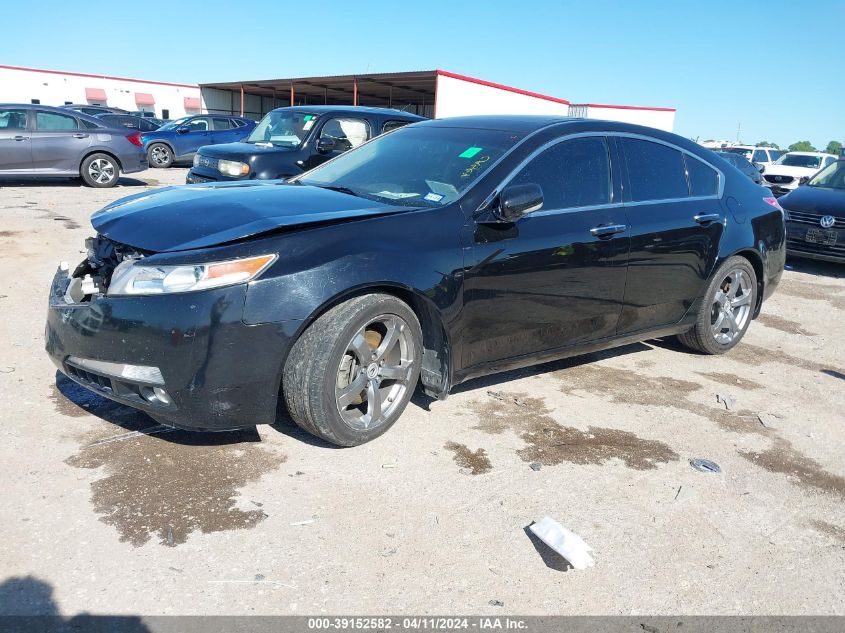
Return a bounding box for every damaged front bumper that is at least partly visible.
[45,265,301,431]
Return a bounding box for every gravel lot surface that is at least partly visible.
[1,169,843,616]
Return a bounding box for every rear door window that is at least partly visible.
[35,111,78,130]
[0,109,28,130]
[685,155,719,197]
[212,117,233,130]
[509,136,611,210]
[620,137,688,201]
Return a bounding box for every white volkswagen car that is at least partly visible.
[762,152,838,196]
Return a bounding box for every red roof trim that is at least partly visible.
[436,70,570,105]
[570,102,676,113]
[0,64,197,89]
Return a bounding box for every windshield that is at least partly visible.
[777,154,822,168]
[724,148,753,160]
[247,111,318,147]
[297,126,524,207]
[157,116,191,131]
[808,160,845,189]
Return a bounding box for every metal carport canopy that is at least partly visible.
[200,70,437,116]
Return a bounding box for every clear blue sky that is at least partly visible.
[1,0,841,149]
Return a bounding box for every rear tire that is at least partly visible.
[283,294,422,447]
[147,143,173,168]
[80,153,120,188]
[676,256,757,355]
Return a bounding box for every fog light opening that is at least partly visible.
[140,385,172,406]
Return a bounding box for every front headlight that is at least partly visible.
[192,154,201,167]
[107,254,276,296]
[218,158,249,177]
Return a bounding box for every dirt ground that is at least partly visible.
[0,169,843,616]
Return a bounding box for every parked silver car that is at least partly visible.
[0,104,147,187]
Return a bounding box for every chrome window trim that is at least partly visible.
[478,130,725,214]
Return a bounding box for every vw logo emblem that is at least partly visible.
[820,215,836,229]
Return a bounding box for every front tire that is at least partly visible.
[283,294,422,446]
[80,153,120,188]
[677,256,757,354]
[147,143,173,168]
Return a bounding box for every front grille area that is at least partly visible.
[787,238,845,258]
[788,211,839,226]
[66,362,115,393]
[764,174,794,184]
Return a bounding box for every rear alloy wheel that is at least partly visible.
[147,143,173,168]
[80,153,119,188]
[677,256,757,354]
[283,294,422,446]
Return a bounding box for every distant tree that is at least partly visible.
[825,140,842,155]
[788,141,816,152]
[757,141,780,149]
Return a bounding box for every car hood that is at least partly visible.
[780,186,845,217]
[764,165,821,177]
[198,142,297,160]
[91,181,411,252]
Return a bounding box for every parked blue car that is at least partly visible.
[140,115,256,168]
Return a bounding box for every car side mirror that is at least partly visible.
[176,127,189,134]
[494,183,544,222]
[757,163,765,173]
[799,176,810,186]
[316,137,335,154]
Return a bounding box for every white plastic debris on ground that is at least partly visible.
[529,516,595,570]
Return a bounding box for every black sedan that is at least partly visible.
[46,117,785,446]
[186,106,424,183]
[779,159,845,263]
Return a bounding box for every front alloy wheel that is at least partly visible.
[283,294,423,446]
[335,315,415,431]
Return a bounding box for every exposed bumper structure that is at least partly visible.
[45,266,302,430]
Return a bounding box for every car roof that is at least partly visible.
[786,151,835,157]
[268,105,425,120]
[0,103,108,125]
[415,115,576,133]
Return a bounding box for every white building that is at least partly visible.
[0,64,202,119]
[0,65,676,131]
[200,69,676,131]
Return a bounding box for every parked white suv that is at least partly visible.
[722,145,783,167]
[762,152,838,195]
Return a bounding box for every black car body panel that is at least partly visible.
[91,181,412,252]
[778,172,845,262]
[186,106,424,183]
[47,117,786,431]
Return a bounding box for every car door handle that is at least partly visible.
[73,133,89,139]
[12,135,29,141]
[693,213,721,224]
[590,224,627,238]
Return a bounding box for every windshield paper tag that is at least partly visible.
[424,192,445,203]
[303,120,315,131]
[459,146,483,159]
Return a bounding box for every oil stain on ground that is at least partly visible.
[776,277,845,311]
[444,441,492,475]
[471,389,678,470]
[756,313,817,337]
[809,520,845,544]
[727,342,844,376]
[739,437,845,500]
[695,371,763,391]
[57,377,286,547]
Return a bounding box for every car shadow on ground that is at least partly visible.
[785,256,844,279]
[0,176,152,188]
[54,372,262,447]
